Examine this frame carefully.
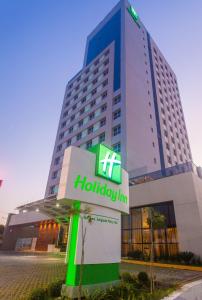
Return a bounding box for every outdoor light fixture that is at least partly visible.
[35,208,39,212]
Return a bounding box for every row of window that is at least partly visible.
[63,78,108,119]
[65,69,109,109]
[55,124,121,166]
[59,94,121,144]
[57,118,106,153]
[67,49,110,91]
[67,62,109,99]
[62,90,108,127]
[59,103,108,140]
[153,48,178,84]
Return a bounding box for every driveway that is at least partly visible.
[0,252,202,300]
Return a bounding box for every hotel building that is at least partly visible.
[2,0,202,257]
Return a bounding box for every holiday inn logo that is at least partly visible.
[95,144,122,184]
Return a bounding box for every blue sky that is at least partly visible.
[0,0,202,223]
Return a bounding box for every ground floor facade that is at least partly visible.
[2,212,68,252]
[2,171,202,258]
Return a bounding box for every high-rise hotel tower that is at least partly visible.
[45,0,192,197]
[4,0,202,258]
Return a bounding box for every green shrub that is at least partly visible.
[178,251,194,264]
[121,272,135,283]
[127,250,144,260]
[28,288,47,300]
[48,279,64,297]
[137,272,150,287]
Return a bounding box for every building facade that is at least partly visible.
[3,0,202,257]
[45,0,192,198]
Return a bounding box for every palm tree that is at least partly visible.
[147,207,166,294]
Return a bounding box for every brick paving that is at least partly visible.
[0,253,66,300]
[0,252,202,300]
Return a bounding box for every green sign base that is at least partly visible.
[61,280,120,299]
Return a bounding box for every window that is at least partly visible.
[49,185,58,195]
[94,59,99,66]
[66,139,71,147]
[78,120,83,128]
[113,109,121,120]
[103,69,109,76]
[101,104,107,112]
[77,133,82,141]
[91,100,96,108]
[154,158,157,164]
[61,121,66,128]
[91,89,97,96]
[70,115,75,122]
[74,95,78,101]
[93,78,98,85]
[65,101,70,108]
[59,132,64,140]
[72,104,77,111]
[167,156,172,164]
[86,140,92,149]
[113,95,121,105]
[68,83,73,89]
[80,108,85,115]
[99,133,105,143]
[88,126,93,135]
[81,97,86,104]
[69,126,73,134]
[102,91,107,99]
[56,144,62,152]
[113,125,121,136]
[54,157,60,165]
[100,118,106,127]
[89,112,95,120]
[93,68,98,75]
[113,142,121,153]
[52,171,58,179]
[102,79,108,87]
[104,59,109,66]
[63,111,68,118]
[161,108,165,115]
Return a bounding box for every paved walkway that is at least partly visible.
[0,253,202,300]
[0,253,66,300]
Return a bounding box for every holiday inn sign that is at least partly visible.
[56,144,129,298]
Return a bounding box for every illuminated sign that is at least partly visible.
[127,5,140,27]
[74,175,127,203]
[91,144,122,184]
[57,145,129,298]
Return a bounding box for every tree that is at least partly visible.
[146,207,166,294]
[67,205,93,300]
